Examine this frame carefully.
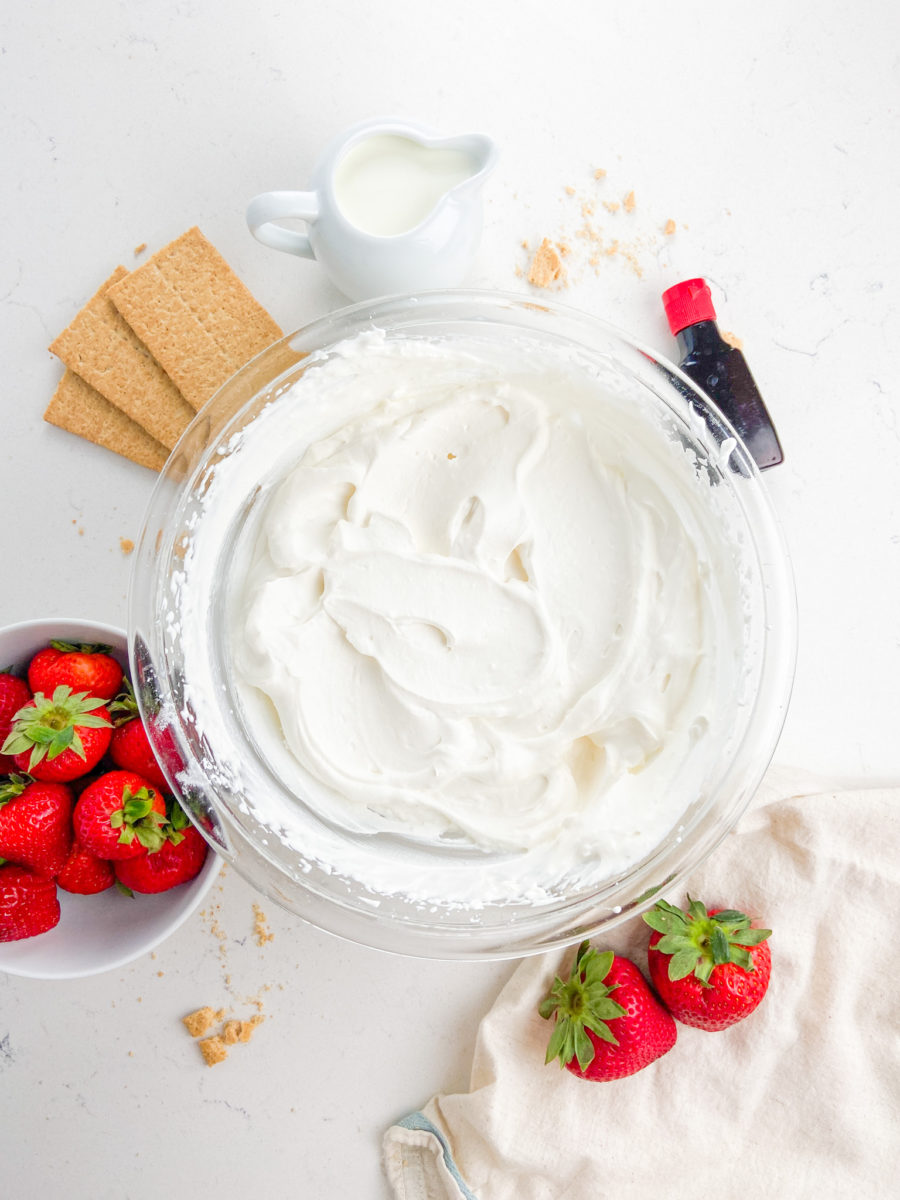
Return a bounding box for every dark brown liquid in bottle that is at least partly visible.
[675,321,784,470]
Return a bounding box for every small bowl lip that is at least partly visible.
[0,614,222,980]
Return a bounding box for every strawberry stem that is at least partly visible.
[539,941,626,1071]
[643,897,772,986]
[1,687,110,769]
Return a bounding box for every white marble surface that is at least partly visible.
[1,2,898,1195]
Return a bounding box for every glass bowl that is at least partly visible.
[128,291,796,959]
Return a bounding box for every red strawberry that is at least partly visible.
[0,863,60,942]
[0,775,73,877]
[73,770,168,861]
[0,672,32,773]
[643,897,772,1031]
[540,941,677,1081]
[115,805,208,893]
[28,641,123,702]
[1,687,112,782]
[57,839,115,895]
[108,682,167,789]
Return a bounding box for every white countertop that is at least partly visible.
[2,2,898,1195]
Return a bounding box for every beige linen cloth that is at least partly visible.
[383,769,900,1199]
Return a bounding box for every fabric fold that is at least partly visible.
[384,769,900,1199]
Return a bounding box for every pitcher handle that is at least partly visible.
[246,191,320,260]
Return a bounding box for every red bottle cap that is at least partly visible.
[662,278,717,335]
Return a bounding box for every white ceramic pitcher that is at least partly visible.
[246,117,498,301]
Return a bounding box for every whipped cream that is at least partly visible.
[176,331,747,906]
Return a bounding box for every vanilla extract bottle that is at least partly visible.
[662,278,784,470]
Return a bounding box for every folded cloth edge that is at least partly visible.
[383,1112,477,1200]
[382,766,880,1200]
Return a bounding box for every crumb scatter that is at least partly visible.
[527,238,565,289]
[182,1006,218,1038]
[199,1036,228,1067]
[252,902,274,947]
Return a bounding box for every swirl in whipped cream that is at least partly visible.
[230,335,733,863]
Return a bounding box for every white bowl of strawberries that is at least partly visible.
[0,618,221,979]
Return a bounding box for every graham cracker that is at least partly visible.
[44,369,168,472]
[49,267,195,450]
[107,227,283,411]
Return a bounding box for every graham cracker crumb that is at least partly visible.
[593,167,607,180]
[603,200,620,213]
[252,902,274,947]
[564,185,576,196]
[664,218,677,236]
[623,190,636,213]
[223,1015,265,1045]
[527,238,565,289]
[119,537,135,555]
[199,1036,228,1067]
[721,330,744,350]
[133,243,147,256]
[156,970,164,977]
[182,1006,218,1038]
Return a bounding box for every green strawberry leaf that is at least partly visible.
[713,909,748,923]
[27,726,57,746]
[648,897,771,985]
[667,948,700,981]
[734,927,772,946]
[582,949,613,986]
[574,1023,594,1072]
[641,910,678,934]
[168,799,190,832]
[711,926,731,965]
[539,942,624,1070]
[49,640,114,655]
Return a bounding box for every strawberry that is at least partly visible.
[540,942,677,1081]
[28,640,123,702]
[0,775,73,877]
[0,863,60,942]
[643,897,772,1031]
[0,672,32,773]
[57,838,115,895]
[1,686,112,782]
[108,681,167,789]
[115,802,208,893]
[73,770,168,861]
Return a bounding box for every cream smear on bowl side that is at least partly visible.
[174,331,747,908]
